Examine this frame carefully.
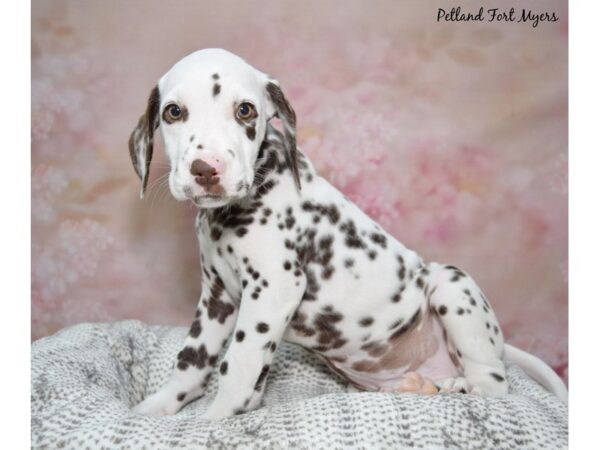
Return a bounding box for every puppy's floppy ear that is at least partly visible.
[128,85,160,198]
[264,79,301,191]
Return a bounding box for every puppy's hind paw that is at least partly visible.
[395,372,439,395]
[436,377,472,394]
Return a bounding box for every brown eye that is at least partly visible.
[163,104,182,122]
[236,102,256,121]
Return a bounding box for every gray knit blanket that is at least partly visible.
[31,321,567,449]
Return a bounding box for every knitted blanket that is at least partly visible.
[31,321,567,449]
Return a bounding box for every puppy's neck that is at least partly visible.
[204,124,293,225]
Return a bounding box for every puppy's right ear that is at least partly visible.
[128,85,160,198]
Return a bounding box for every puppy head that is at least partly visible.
[128,48,299,208]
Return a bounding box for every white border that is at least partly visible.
[0,0,30,446]
[570,0,600,446]
[5,0,597,446]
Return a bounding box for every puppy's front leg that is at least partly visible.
[133,271,237,416]
[202,266,305,420]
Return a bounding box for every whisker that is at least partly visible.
[149,177,170,209]
[146,173,170,200]
[158,181,172,204]
[149,180,164,209]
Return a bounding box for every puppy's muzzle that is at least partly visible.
[191,159,220,187]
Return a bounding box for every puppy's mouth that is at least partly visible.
[188,194,228,209]
[182,181,251,208]
[182,188,236,208]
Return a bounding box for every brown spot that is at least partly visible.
[210,227,222,241]
[313,308,345,349]
[206,275,235,323]
[369,232,387,248]
[351,360,379,373]
[189,319,202,338]
[359,317,374,327]
[361,341,389,357]
[213,83,221,97]
[219,361,228,375]
[290,311,316,337]
[256,322,269,333]
[490,372,505,382]
[177,344,209,371]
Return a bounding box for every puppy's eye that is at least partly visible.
[163,104,183,122]
[236,102,256,121]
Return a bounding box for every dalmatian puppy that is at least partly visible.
[129,49,567,420]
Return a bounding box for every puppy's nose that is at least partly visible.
[191,159,220,186]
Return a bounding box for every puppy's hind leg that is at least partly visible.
[424,263,509,397]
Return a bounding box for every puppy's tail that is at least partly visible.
[504,344,568,403]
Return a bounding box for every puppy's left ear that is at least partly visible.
[264,79,301,191]
[128,85,161,198]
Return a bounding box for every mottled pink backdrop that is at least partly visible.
[31,0,568,381]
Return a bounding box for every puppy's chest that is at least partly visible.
[196,173,426,294]
[196,214,244,301]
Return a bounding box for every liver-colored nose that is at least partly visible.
[191,159,220,186]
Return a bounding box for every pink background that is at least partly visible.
[31,1,568,381]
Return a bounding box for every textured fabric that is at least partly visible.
[31,321,567,449]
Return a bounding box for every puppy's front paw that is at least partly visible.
[201,404,233,421]
[132,389,182,417]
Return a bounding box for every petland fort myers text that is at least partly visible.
[437,7,559,28]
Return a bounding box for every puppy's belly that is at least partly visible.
[287,311,459,392]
